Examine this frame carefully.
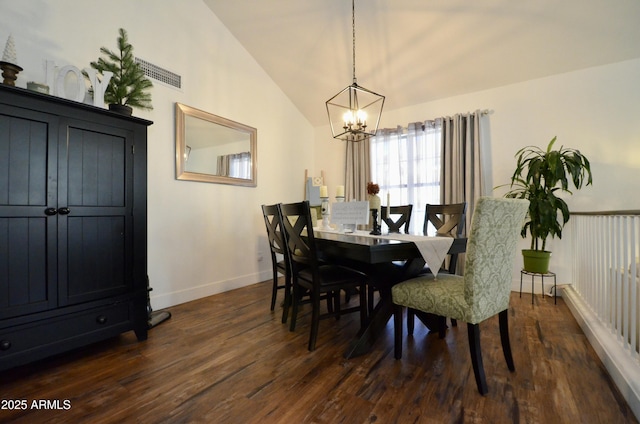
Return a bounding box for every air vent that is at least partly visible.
[135,57,182,89]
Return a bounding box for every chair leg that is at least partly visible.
[358,283,368,328]
[327,293,334,314]
[393,304,404,359]
[270,268,278,311]
[438,315,447,339]
[467,323,488,395]
[289,282,300,332]
[344,288,351,303]
[407,308,415,335]
[281,272,291,324]
[499,309,515,372]
[308,292,321,351]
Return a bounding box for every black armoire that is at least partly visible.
[0,85,152,371]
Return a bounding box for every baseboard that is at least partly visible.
[563,285,640,422]
[150,269,272,310]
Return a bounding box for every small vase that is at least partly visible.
[26,81,49,94]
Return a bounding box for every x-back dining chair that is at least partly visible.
[371,204,414,312]
[278,201,368,351]
[392,197,529,395]
[261,204,291,323]
[424,203,467,258]
[381,205,413,234]
[407,202,468,332]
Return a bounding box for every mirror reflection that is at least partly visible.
[175,103,257,186]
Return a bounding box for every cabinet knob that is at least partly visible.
[58,207,71,215]
[0,340,11,351]
[44,207,58,216]
[96,315,108,325]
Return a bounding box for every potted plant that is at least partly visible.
[88,28,153,115]
[503,136,593,273]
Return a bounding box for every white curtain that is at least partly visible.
[217,151,251,179]
[346,110,487,237]
[230,152,251,179]
[370,123,441,234]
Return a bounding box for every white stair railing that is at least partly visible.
[572,212,639,356]
[568,211,640,420]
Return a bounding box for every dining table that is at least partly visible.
[313,228,467,358]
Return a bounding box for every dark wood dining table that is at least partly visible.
[313,230,467,358]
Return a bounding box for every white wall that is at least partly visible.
[4,1,640,306]
[0,0,316,309]
[315,58,640,286]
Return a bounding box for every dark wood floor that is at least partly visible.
[1,280,637,424]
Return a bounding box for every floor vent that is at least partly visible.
[135,57,182,89]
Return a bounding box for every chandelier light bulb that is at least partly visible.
[356,109,367,124]
[343,110,354,125]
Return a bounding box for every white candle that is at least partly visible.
[369,195,381,209]
[386,192,390,215]
[336,185,344,197]
[319,185,328,198]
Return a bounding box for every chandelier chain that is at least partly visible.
[352,0,357,84]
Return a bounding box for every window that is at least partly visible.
[370,121,441,234]
[217,152,252,179]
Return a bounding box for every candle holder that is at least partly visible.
[370,209,381,235]
[320,197,332,230]
[0,61,23,86]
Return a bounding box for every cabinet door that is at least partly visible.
[57,120,135,306]
[0,107,58,319]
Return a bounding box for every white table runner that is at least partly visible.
[315,229,454,277]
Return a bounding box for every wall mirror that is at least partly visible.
[175,103,257,187]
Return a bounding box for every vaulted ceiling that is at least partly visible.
[204,0,640,126]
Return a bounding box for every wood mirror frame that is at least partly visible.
[175,102,257,187]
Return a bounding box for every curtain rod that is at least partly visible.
[427,109,492,125]
[380,109,493,133]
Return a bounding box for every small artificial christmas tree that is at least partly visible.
[89,28,153,113]
[2,34,18,64]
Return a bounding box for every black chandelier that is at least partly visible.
[326,0,384,142]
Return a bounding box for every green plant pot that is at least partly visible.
[522,249,552,274]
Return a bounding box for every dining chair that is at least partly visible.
[261,204,291,323]
[278,201,368,351]
[406,202,468,332]
[423,203,467,247]
[373,204,414,312]
[392,197,529,395]
[381,205,413,233]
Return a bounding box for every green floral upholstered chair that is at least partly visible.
[392,197,529,395]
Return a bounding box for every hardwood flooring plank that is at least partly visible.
[0,280,637,424]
